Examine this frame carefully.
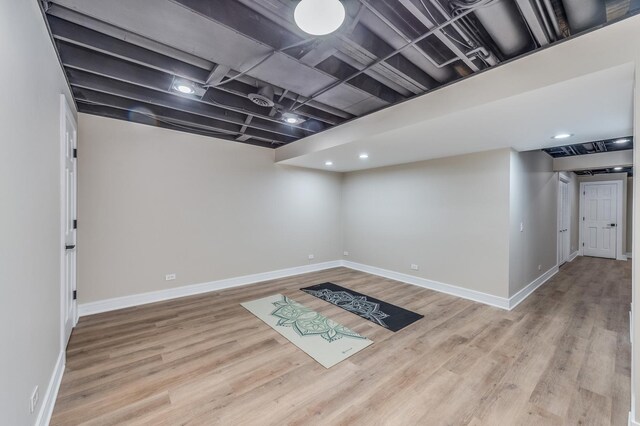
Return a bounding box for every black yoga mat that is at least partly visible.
[301,282,423,332]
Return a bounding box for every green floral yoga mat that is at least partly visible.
[241,294,373,368]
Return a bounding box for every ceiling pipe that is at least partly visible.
[369,0,479,72]
[424,0,499,66]
[541,0,562,37]
[513,0,551,46]
[532,0,556,42]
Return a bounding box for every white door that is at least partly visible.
[61,97,77,347]
[583,183,617,259]
[558,180,570,264]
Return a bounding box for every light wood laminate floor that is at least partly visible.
[52,256,631,425]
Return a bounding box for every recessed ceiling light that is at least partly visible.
[552,133,573,140]
[281,112,305,125]
[325,161,333,166]
[614,138,630,144]
[359,153,369,159]
[614,167,623,171]
[294,0,345,36]
[174,83,195,94]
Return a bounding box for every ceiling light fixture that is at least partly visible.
[614,138,630,144]
[325,161,333,166]
[359,153,369,159]
[281,112,305,125]
[174,83,195,94]
[294,0,345,36]
[552,133,573,140]
[614,167,623,171]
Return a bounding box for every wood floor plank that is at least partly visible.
[51,256,630,425]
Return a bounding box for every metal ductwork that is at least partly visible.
[561,0,606,33]
[463,0,533,57]
[248,85,275,108]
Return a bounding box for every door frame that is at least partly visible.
[557,173,571,265]
[578,180,625,261]
[59,94,78,351]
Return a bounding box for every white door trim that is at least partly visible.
[557,174,571,265]
[59,94,78,352]
[579,180,625,261]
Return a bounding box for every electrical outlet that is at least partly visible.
[165,273,176,281]
[410,264,419,271]
[308,254,315,260]
[343,251,349,256]
[538,265,542,271]
[30,386,38,414]
[520,222,524,232]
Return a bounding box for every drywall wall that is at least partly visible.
[0,1,76,425]
[77,114,343,303]
[341,149,511,298]
[628,177,633,254]
[578,172,629,255]
[508,151,558,296]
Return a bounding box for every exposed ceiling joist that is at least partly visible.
[66,69,302,141]
[74,87,292,145]
[44,0,640,148]
[56,41,314,140]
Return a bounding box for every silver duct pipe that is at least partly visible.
[463,0,533,57]
[561,0,606,34]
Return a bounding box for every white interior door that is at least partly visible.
[583,183,617,259]
[61,97,77,347]
[558,180,571,264]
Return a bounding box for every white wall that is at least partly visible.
[77,114,343,303]
[341,149,511,298]
[508,151,558,296]
[0,1,76,425]
[340,149,564,301]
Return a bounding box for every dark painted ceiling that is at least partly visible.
[573,166,633,176]
[543,136,634,176]
[42,0,639,148]
[543,136,634,158]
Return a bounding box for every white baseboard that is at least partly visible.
[78,261,342,317]
[341,260,511,309]
[342,261,558,311]
[79,259,559,317]
[35,351,65,426]
[507,265,559,310]
[568,251,579,262]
